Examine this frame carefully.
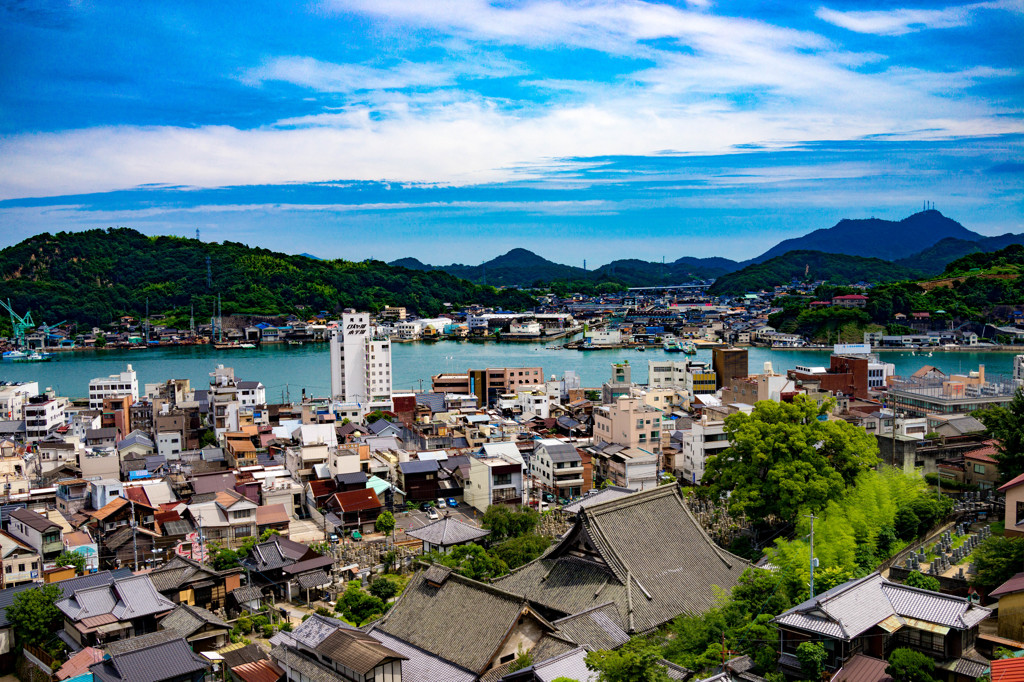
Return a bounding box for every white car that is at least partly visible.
[426,508,439,521]
[436,498,446,508]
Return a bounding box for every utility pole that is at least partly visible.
[806,513,817,598]
[130,498,139,571]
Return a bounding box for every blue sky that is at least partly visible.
[1,0,1022,265]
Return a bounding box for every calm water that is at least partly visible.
[0,340,1017,400]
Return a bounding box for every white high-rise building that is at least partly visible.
[88,364,138,409]
[330,310,392,417]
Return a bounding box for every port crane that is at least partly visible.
[0,299,34,347]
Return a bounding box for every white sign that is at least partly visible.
[834,343,871,355]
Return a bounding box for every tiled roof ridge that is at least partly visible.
[363,628,480,677]
[534,644,588,669]
[552,601,618,623]
[881,579,982,627]
[579,516,628,584]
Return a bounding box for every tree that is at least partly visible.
[56,550,86,574]
[971,536,1024,591]
[369,576,401,601]
[490,534,551,570]
[976,388,1024,484]
[336,580,387,625]
[94,332,107,348]
[509,643,533,672]
[814,565,856,593]
[375,510,396,536]
[887,648,935,682]
[702,397,879,523]
[585,638,672,682]
[796,641,827,681]
[6,584,63,647]
[481,505,540,541]
[365,410,395,424]
[902,572,941,592]
[424,543,509,581]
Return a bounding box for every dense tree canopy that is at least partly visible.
[0,228,535,329]
[976,388,1024,484]
[5,583,63,647]
[481,505,540,542]
[970,536,1024,591]
[702,397,880,522]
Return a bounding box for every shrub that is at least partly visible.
[261,624,274,639]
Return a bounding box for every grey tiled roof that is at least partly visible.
[57,574,176,623]
[404,516,490,546]
[377,570,540,674]
[529,647,597,682]
[496,486,747,634]
[148,554,221,593]
[90,637,209,682]
[159,603,229,637]
[553,603,630,651]
[271,644,347,682]
[399,460,439,475]
[296,570,332,590]
[774,573,992,640]
[560,487,635,514]
[368,629,477,682]
[231,585,264,603]
[103,630,184,656]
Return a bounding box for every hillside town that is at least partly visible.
[0,307,1023,682]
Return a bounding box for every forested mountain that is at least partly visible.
[895,233,1024,274]
[0,228,535,328]
[708,251,923,295]
[388,249,738,288]
[749,210,980,264]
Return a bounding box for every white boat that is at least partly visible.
[2,350,27,361]
[239,343,256,349]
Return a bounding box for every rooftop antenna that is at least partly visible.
[196,228,200,241]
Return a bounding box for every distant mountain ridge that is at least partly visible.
[749,210,980,264]
[387,210,1022,290]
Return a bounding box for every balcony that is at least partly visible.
[554,477,584,488]
[555,464,584,475]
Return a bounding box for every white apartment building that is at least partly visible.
[156,432,183,460]
[0,381,38,420]
[24,397,66,442]
[88,364,138,409]
[330,310,392,417]
[679,417,730,484]
[1016,354,1024,388]
[464,442,526,513]
[237,380,266,407]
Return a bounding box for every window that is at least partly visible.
[493,473,512,486]
[974,464,985,474]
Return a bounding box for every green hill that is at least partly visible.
[896,234,1024,274]
[709,251,923,296]
[0,228,535,329]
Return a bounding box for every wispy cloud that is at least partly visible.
[815,1,1020,36]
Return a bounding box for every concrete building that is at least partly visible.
[88,364,138,410]
[678,405,751,484]
[0,382,38,421]
[593,396,665,455]
[7,508,62,564]
[531,438,591,500]
[432,367,544,406]
[464,442,526,512]
[887,365,1017,417]
[712,347,748,390]
[23,395,66,442]
[330,310,393,417]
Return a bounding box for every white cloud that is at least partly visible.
[241,53,525,92]
[815,1,1020,36]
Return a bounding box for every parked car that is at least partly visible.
[426,508,439,520]
[419,502,431,512]
[446,497,457,508]
[436,498,446,508]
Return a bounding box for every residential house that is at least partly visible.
[269,612,475,682]
[325,489,383,533]
[584,442,658,491]
[256,503,291,536]
[186,490,258,549]
[158,603,231,653]
[0,583,38,669]
[7,508,63,564]
[148,554,243,613]
[0,529,41,586]
[999,472,1024,538]
[531,438,591,501]
[397,460,440,502]
[464,442,527,513]
[772,573,990,680]
[240,537,334,602]
[56,573,176,648]
[592,396,664,455]
[87,635,210,682]
[989,572,1024,643]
